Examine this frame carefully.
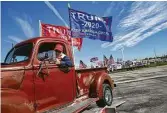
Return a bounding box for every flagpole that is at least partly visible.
[121,48,124,63]
[68,3,76,69]
[119,47,125,66]
[39,20,41,37]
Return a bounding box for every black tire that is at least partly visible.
[96,84,113,107]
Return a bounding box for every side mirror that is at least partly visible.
[38,52,49,61]
[45,53,49,59]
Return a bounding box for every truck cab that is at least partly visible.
[1,37,116,113]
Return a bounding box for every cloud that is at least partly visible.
[118,8,125,17]
[15,16,35,38]
[8,36,23,43]
[111,21,167,51]
[92,1,98,4]
[73,46,78,53]
[101,2,167,51]
[4,40,14,44]
[44,1,68,27]
[126,21,167,47]
[103,2,115,17]
[101,42,110,48]
[103,2,126,17]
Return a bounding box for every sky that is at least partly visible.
[1,1,167,66]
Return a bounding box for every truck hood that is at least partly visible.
[1,63,25,89]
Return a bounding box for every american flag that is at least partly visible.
[103,55,108,66]
[79,60,87,68]
[90,57,98,62]
[97,61,104,67]
[108,54,115,66]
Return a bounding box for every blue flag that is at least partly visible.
[69,8,113,42]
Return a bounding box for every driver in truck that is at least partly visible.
[54,43,73,67]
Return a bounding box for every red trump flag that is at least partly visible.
[40,23,82,51]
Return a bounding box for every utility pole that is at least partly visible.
[121,48,125,62]
[154,48,157,66]
[119,47,125,67]
[154,48,157,58]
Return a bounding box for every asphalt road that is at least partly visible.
[83,65,167,113]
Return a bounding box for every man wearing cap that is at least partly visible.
[54,44,73,67]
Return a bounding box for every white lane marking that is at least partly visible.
[116,74,167,84]
[110,100,126,108]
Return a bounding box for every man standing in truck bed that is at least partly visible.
[54,43,73,67]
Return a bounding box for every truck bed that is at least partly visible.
[75,67,108,96]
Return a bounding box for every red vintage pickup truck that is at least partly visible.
[1,37,116,113]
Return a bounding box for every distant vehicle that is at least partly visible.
[1,37,116,113]
[124,60,135,70]
[115,64,122,70]
[136,62,144,67]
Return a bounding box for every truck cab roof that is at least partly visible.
[15,36,70,47]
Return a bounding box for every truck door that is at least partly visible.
[33,41,75,111]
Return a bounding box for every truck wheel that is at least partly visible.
[96,84,113,107]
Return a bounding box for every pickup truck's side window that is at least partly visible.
[37,42,67,62]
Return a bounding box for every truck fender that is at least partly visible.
[1,88,34,113]
[95,73,114,99]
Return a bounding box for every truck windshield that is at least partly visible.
[4,43,33,64]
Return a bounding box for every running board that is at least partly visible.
[49,97,99,113]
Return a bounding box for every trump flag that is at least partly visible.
[69,8,113,42]
[40,23,83,51]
